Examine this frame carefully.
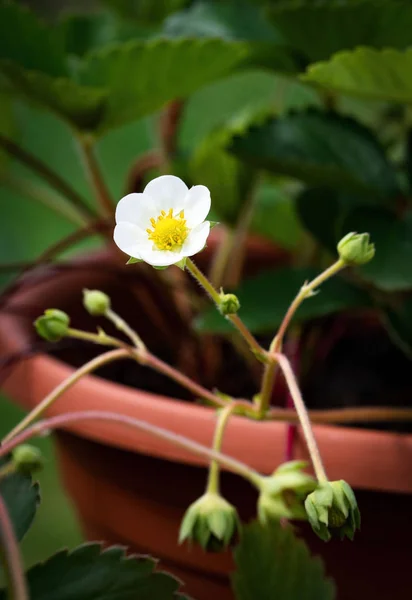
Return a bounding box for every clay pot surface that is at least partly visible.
[1,238,411,599]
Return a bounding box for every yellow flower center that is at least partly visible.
[146,208,189,251]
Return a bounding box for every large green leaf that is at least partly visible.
[164,0,283,43]
[0,0,68,77]
[232,519,335,600]
[229,111,399,199]
[0,544,187,600]
[382,297,412,358]
[339,208,412,291]
[102,0,188,24]
[196,266,371,334]
[0,63,107,131]
[269,0,412,64]
[77,37,250,134]
[190,125,256,225]
[162,0,295,72]
[0,457,40,542]
[303,47,412,104]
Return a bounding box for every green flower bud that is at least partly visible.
[257,461,317,524]
[34,309,70,342]
[219,293,240,316]
[179,492,239,552]
[12,444,43,475]
[337,232,375,265]
[83,289,111,316]
[305,480,361,542]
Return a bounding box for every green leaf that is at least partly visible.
[0,63,107,131]
[162,0,295,73]
[0,456,40,541]
[0,544,186,600]
[0,0,68,76]
[339,208,412,291]
[303,47,412,104]
[230,111,399,199]
[231,519,335,600]
[269,0,412,64]
[77,38,250,134]
[251,182,302,250]
[196,266,371,334]
[164,0,283,43]
[190,126,256,225]
[59,11,154,58]
[102,0,188,24]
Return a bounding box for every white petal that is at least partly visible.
[181,221,210,257]
[181,185,211,227]
[138,247,186,267]
[143,175,188,211]
[115,192,158,230]
[113,222,147,258]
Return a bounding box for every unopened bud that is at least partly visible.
[34,309,70,342]
[83,289,111,316]
[219,293,240,316]
[337,232,375,265]
[12,444,43,475]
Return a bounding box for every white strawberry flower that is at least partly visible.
[114,175,211,267]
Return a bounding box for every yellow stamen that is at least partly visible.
[147,208,189,251]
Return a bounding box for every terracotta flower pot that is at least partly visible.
[1,237,412,600]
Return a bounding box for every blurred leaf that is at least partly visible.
[77,38,250,134]
[102,0,188,24]
[164,0,283,43]
[269,0,412,64]
[232,519,335,600]
[230,111,399,198]
[0,544,187,600]
[303,47,412,104]
[295,187,383,253]
[0,0,68,76]
[59,11,155,58]
[382,297,412,358]
[0,63,107,131]
[251,182,302,249]
[0,456,40,541]
[196,266,371,333]
[190,126,255,224]
[339,208,412,291]
[0,92,15,175]
[162,0,296,73]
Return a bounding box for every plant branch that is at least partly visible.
[0,411,263,489]
[0,133,96,222]
[206,403,238,494]
[0,493,28,600]
[104,308,146,350]
[258,259,347,415]
[186,258,265,357]
[77,135,114,219]
[274,352,327,482]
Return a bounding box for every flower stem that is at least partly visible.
[206,404,238,494]
[67,328,124,348]
[0,411,263,489]
[77,135,114,219]
[185,258,264,356]
[0,133,96,223]
[258,259,346,415]
[274,353,328,483]
[104,308,146,350]
[0,493,28,600]
[2,349,130,443]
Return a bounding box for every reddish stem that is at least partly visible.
[0,493,28,600]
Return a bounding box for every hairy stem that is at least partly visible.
[0,412,263,489]
[105,308,146,350]
[274,353,327,482]
[258,259,346,415]
[0,133,95,223]
[206,404,238,494]
[0,494,28,600]
[185,258,264,357]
